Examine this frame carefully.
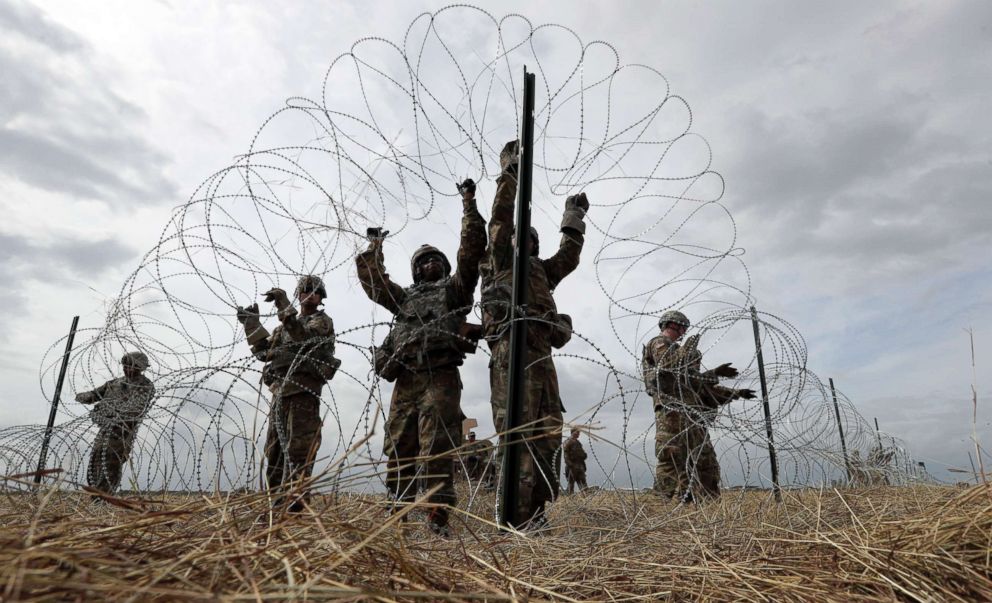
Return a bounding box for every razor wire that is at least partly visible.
[1,6,928,502]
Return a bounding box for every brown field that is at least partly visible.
[0,482,989,601]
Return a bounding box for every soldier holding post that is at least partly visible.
[481,140,590,526]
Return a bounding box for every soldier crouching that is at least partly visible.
[76,351,155,495]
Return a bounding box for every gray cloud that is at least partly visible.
[0,1,177,207]
[0,0,84,53]
[0,231,137,281]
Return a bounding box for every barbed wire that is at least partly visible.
[2,6,931,504]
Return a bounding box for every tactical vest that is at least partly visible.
[386,278,469,371]
[263,313,340,386]
[480,259,563,350]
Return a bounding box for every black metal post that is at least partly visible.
[750,306,781,502]
[35,316,79,484]
[873,417,883,450]
[499,67,536,529]
[829,378,852,484]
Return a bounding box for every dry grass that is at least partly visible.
[0,480,989,601]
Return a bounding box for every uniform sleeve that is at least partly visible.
[77,380,112,404]
[449,198,487,307]
[650,338,681,372]
[701,384,737,408]
[281,310,335,344]
[137,380,157,414]
[355,245,406,315]
[542,227,584,290]
[488,173,517,272]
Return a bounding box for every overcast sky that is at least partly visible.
[1,1,989,487]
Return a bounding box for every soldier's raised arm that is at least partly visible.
[488,141,519,273]
[449,178,487,307]
[543,192,588,289]
[263,279,335,343]
[355,229,406,315]
[237,303,271,360]
[75,380,111,404]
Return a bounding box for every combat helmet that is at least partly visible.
[410,244,451,282]
[121,351,150,371]
[294,274,327,298]
[658,309,690,330]
[512,225,540,256]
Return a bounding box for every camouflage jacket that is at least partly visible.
[463,439,493,460]
[356,199,486,372]
[481,173,584,355]
[252,309,338,397]
[563,437,587,465]
[77,375,155,430]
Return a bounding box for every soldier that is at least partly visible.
[481,140,589,527]
[462,431,494,482]
[75,351,155,495]
[237,275,340,511]
[356,178,486,536]
[643,310,755,501]
[563,428,588,494]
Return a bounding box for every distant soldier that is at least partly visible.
[643,311,754,501]
[237,275,340,511]
[462,431,494,482]
[356,179,486,536]
[75,351,155,495]
[481,140,589,526]
[563,428,588,494]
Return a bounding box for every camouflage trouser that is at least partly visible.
[264,391,323,498]
[490,342,564,524]
[654,408,720,499]
[87,425,136,494]
[565,461,587,494]
[384,366,462,525]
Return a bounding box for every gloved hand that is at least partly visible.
[366,227,389,242]
[712,363,739,379]
[500,140,519,176]
[736,388,757,400]
[561,192,588,234]
[263,288,291,311]
[236,303,260,325]
[457,178,476,199]
[565,192,590,213]
[75,392,95,404]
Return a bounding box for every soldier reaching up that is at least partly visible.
[237,275,340,512]
[356,178,486,536]
[480,140,590,527]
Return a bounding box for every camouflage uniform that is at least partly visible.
[462,437,494,481]
[563,436,588,494]
[356,195,486,527]
[76,353,155,494]
[481,155,586,524]
[242,281,340,501]
[644,331,742,500]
